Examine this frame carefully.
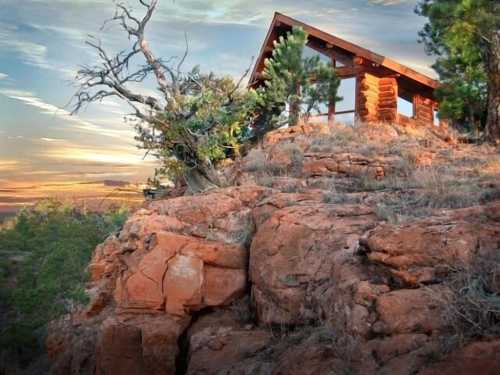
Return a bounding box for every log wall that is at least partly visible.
[378,77,398,123]
[355,71,444,128]
[414,94,434,127]
[356,72,380,123]
[356,73,398,123]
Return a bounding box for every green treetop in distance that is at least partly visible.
[416,0,500,142]
[258,26,341,128]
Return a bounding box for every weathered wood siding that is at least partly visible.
[357,72,379,123]
[378,77,398,123]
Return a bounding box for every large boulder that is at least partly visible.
[359,212,500,287]
[48,186,271,375]
[186,309,272,375]
[249,202,377,325]
[94,314,188,375]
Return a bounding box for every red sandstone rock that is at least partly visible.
[360,215,500,286]
[45,125,500,375]
[186,311,272,375]
[250,202,377,325]
[262,123,330,148]
[373,287,445,335]
[302,152,398,179]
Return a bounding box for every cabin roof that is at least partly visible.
[250,12,439,90]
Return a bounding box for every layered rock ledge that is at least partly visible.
[47,124,500,375]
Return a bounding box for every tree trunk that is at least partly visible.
[183,165,220,194]
[485,33,500,143]
[289,83,301,127]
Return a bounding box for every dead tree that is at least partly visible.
[72,0,247,192]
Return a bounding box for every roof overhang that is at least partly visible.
[249,12,439,91]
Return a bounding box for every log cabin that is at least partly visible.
[250,12,445,128]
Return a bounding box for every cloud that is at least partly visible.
[29,24,87,44]
[0,88,136,140]
[0,21,82,77]
[0,73,8,80]
[368,0,408,5]
[0,23,50,70]
[43,144,152,166]
[40,137,66,142]
[0,160,22,172]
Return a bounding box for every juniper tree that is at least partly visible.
[416,0,500,142]
[72,0,258,192]
[257,26,341,129]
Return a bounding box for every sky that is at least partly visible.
[0,0,436,190]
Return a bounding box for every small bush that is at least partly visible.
[243,148,267,172]
[244,143,304,188]
[267,142,304,177]
[307,126,358,153]
[433,254,500,349]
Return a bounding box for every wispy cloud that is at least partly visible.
[0,23,50,70]
[40,137,66,142]
[368,0,409,5]
[0,88,136,140]
[42,144,153,166]
[0,73,8,80]
[0,160,22,172]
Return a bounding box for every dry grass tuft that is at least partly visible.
[428,254,500,353]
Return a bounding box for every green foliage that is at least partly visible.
[416,0,499,132]
[256,26,341,129]
[137,68,259,186]
[0,200,128,363]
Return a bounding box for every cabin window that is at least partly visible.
[336,78,356,112]
[334,60,346,68]
[433,109,440,127]
[397,96,414,118]
[303,45,332,64]
[334,77,356,125]
[299,93,330,123]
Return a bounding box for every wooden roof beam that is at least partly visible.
[250,12,439,90]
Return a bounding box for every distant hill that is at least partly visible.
[0,180,145,217]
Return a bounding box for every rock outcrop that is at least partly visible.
[47,124,500,375]
[250,202,376,325]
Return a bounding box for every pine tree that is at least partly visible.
[258,26,341,128]
[416,0,500,141]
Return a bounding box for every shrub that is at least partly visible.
[243,142,304,187]
[430,254,500,352]
[267,142,304,177]
[242,148,267,172]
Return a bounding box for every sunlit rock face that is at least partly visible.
[47,124,500,375]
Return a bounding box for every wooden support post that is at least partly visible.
[329,56,336,125]
[378,77,398,123]
[413,94,434,127]
[356,71,380,124]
